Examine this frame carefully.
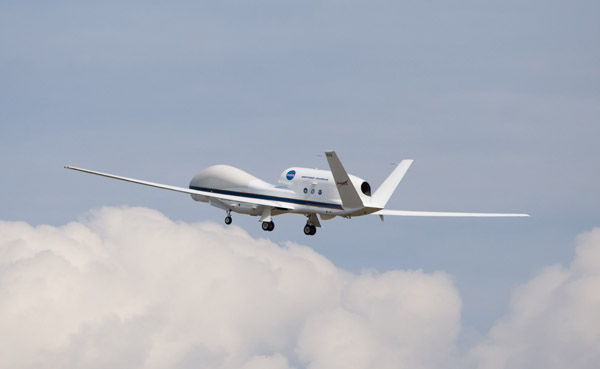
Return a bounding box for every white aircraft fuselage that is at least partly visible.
[188,165,377,219]
[65,150,529,235]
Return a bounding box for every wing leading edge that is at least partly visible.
[374,209,530,217]
[64,166,295,210]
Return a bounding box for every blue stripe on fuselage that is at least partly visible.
[189,186,343,210]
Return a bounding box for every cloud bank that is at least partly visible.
[0,207,599,369]
[467,228,600,369]
[0,207,460,369]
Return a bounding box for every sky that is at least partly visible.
[1,1,599,368]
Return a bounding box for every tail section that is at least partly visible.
[371,159,413,208]
[325,151,364,209]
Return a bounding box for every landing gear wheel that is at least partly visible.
[262,221,274,232]
[304,224,316,236]
[224,216,232,225]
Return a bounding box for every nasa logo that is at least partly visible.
[286,170,296,181]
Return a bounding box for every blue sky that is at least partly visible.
[1,1,599,367]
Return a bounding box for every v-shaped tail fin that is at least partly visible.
[324,151,364,209]
[371,159,413,208]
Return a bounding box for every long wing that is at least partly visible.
[374,209,529,217]
[64,166,295,210]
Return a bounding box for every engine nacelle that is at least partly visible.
[361,181,371,196]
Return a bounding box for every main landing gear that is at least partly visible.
[262,221,275,232]
[303,224,317,236]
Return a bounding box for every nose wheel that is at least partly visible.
[303,224,317,236]
[224,211,232,225]
[262,221,275,232]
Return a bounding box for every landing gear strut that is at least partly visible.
[303,224,317,236]
[262,221,275,232]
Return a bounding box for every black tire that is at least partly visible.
[304,225,312,235]
[225,216,232,225]
[262,222,271,231]
[310,225,317,235]
[268,221,275,231]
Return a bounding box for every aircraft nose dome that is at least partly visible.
[189,165,263,189]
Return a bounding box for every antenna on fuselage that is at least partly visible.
[315,154,325,169]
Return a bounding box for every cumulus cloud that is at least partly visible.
[3,207,600,369]
[0,207,461,369]
[468,228,600,369]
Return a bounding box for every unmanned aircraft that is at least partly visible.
[65,151,529,235]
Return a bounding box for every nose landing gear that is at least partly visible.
[224,211,232,225]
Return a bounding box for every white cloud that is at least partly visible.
[468,228,600,369]
[297,270,461,369]
[0,207,461,369]
[3,207,599,369]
